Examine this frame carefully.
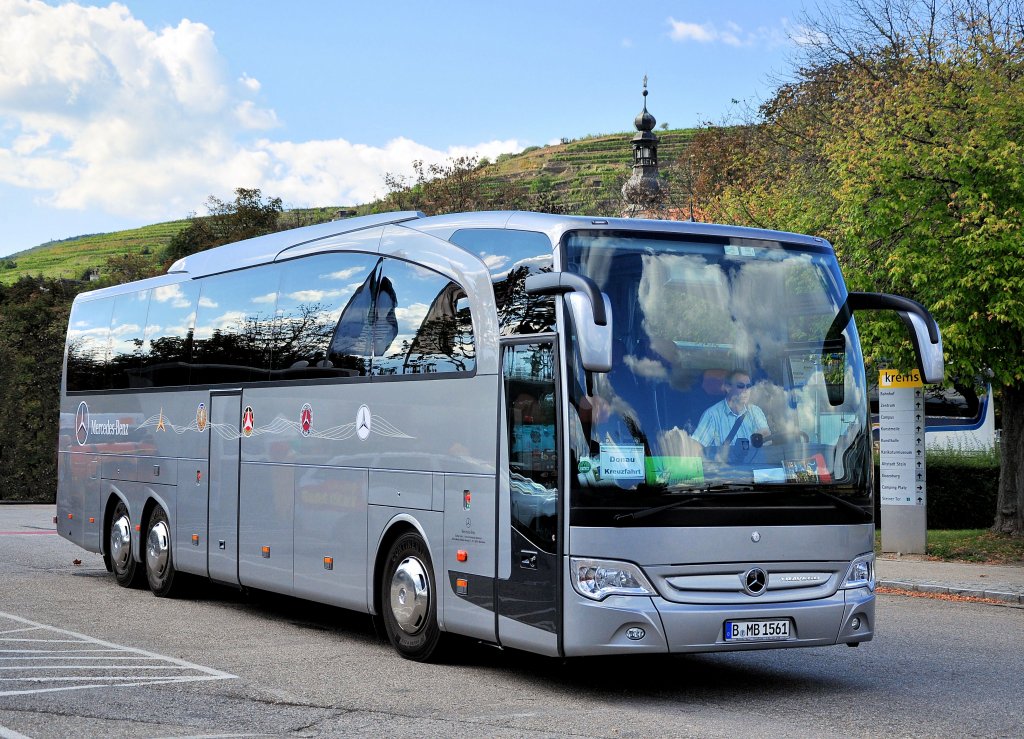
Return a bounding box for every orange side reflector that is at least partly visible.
[134,524,140,532]
[456,550,468,562]
[67,513,73,520]
[88,517,95,524]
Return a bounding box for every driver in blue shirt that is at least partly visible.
[692,369,770,461]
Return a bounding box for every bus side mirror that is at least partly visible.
[566,292,613,373]
[847,292,945,384]
[525,273,613,372]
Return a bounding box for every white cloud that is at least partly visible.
[323,266,364,281]
[395,303,429,329]
[255,135,522,207]
[0,0,523,225]
[667,19,718,43]
[286,288,349,302]
[235,100,280,131]
[239,73,261,93]
[667,16,789,49]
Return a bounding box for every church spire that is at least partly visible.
[621,76,665,217]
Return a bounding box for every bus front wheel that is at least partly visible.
[109,501,144,588]
[381,532,444,662]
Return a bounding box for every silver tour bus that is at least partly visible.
[56,211,943,661]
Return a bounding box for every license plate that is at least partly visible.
[724,618,791,641]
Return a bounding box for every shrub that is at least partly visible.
[874,445,1001,529]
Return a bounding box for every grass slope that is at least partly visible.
[1,220,189,285]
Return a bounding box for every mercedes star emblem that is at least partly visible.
[742,568,768,596]
[356,404,372,440]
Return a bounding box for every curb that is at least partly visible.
[878,579,1024,605]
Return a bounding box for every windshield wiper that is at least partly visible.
[614,484,755,522]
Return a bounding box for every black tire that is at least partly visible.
[380,532,444,662]
[145,507,183,597]
[109,500,144,588]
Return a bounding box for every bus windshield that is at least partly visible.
[565,231,872,525]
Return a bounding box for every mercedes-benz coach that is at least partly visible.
[57,210,943,661]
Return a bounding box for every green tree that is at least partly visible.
[161,187,284,263]
[95,252,162,287]
[0,277,76,501]
[379,156,526,215]
[700,0,1024,533]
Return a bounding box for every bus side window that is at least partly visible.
[107,289,151,389]
[66,297,115,392]
[191,265,280,385]
[140,281,199,388]
[371,259,476,376]
[449,228,555,336]
[274,253,380,379]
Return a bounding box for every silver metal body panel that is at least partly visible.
[561,524,876,656]
[293,466,368,610]
[409,211,828,252]
[440,473,497,642]
[239,462,294,593]
[570,524,874,565]
[497,615,560,657]
[55,451,99,550]
[272,223,383,263]
[169,211,424,276]
[208,393,242,585]
[174,458,208,576]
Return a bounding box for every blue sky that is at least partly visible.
[0,1,815,257]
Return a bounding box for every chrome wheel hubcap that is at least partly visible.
[389,556,429,634]
[146,520,170,579]
[110,514,131,571]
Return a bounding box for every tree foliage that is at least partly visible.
[0,278,77,500]
[161,187,284,263]
[684,0,1024,533]
[378,156,512,214]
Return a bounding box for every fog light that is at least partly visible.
[851,616,861,630]
[626,627,646,641]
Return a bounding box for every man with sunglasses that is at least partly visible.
[692,369,770,462]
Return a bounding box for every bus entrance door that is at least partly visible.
[208,391,242,585]
[497,341,561,656]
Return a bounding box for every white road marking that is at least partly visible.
[0,611,235,697]
[0,725,32,739]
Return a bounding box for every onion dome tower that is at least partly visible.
[621,76,666,218]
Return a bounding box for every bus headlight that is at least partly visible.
[842,553,875,591]
[571,558,656,601]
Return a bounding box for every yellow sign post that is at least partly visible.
[878,369,927,554]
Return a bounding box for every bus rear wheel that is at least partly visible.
[381,532,444,662]
[109,501,144,588]
[145,507,182,597]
